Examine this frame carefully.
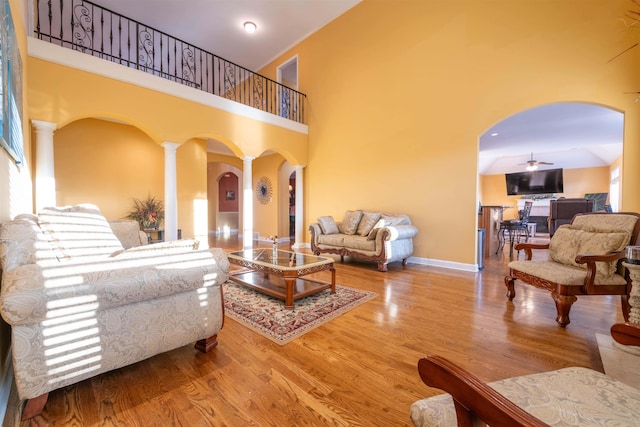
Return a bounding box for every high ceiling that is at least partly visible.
[93,2,624,171]
[95,0,362,72]
[479,103,623,175]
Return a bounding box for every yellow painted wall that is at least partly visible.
[611,155,623,211]
[176,138,209,240]
[53,120,211,239]
[252,154,286,239]
[259,0,639,265]
[480,167,611,220]
[28,57,308,164]
[52,118,164,220]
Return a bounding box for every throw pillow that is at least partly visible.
[38,203,124,259]
[367,219,388,240]
[317,216,339,235]
[338,210,363,235]
[548,226,580,267]
[577,230,631,277]
[357,211,382,236]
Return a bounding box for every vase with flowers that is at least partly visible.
[125,194,165,230]
[270,235,278,258]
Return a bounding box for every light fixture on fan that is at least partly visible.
[519,152,554,171]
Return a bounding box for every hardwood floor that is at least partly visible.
[20,234,624,426]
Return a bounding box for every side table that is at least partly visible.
[623,261,640,324]
[616,262,640,355]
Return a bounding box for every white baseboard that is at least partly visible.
[408,256,479,272]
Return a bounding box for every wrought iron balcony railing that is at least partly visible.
[34,0,306,124]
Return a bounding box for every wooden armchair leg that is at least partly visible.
[194,335,219,353]
[504,276,516,301]
[22,393,48,420]
[552,292,577,327]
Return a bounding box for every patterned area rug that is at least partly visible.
[223,281,377,345]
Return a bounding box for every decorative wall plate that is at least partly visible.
[255,176,273,204]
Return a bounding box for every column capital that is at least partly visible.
[31,120,57,132]
[161,141,180,152]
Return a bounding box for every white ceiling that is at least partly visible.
[95,0,362,72]
[92,2,624,170]
[479,103,623,175]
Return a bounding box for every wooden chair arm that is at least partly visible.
[575,251,624,292]
[513,242,549,260]
[417,356,549,427]
[611,323,640,347]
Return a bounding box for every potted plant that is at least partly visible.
[125,194,165,230]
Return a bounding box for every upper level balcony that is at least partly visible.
[33,0,307,125]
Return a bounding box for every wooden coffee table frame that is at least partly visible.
[227,249,336,309]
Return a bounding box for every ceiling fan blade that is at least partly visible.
[538,161,554,165]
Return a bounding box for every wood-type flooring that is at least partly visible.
[19,234,622,426]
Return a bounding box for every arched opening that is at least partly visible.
[289,171,296,240]
[478,102,623,256]
[217,172,239,237]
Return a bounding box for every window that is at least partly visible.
[610,167,620,212]
[0,0,24,165]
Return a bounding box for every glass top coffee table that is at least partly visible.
[227,248,336,309]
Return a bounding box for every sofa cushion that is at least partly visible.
[338,210,363,235]
[549,226,630,276]
[0,248,230,326]
[368,219,389,240]
[571,213,638,234]
[343,235,376,251]
[110,239,200,258]
[317,216,339,235]
[0,216,59,272]
[38,204,124,260]
[109,220,146,249]
[548,226,581,266]
[381,214,412,227]
[317,234,344,246]
[509,259,627,286]
[357,211,381,236]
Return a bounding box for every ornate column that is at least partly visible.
[161,142,179,241]
[623,262,640,324]
[32,120,58,212]
[242,156,254,250]
[292,165,304,250]
[615,262,640,355]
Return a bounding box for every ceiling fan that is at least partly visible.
[518,152,554,171]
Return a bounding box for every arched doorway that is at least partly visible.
[216,172,239,236]
[479,102,623,226]
[289,171,296,239]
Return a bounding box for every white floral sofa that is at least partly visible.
[0,204,229,419]
[309,210,418,271]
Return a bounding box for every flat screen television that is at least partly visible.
[505,168,564,196]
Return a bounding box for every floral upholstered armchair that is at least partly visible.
[505,212,640,327]
[410,323,640,426]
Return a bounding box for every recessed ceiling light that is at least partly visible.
[490,132,499,137]
[243,21,257,34]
